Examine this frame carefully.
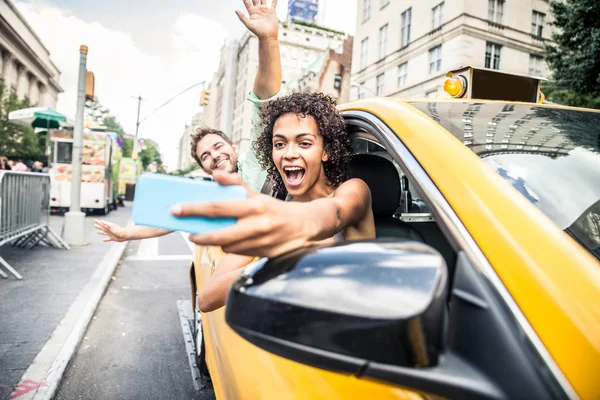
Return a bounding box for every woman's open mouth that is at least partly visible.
[283,166,305,187]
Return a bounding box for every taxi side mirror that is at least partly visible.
[225,240,448,371]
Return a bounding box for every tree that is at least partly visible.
[544,0,600,109]
[104,116,133,157]
[0,82,45,160]
[84,97,110,125]
[138,139,165,173]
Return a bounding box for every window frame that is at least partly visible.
[531,11,545,38]
[397,62,408,88]
[379,24,388,60]
[401,7,412,47]
[488,0,504,24]
[360,37,369,70]
[376,73,385,96]
[485,42,502,70]
[363,0,371,22]
[429,45,442,74]
[432,2,445,30]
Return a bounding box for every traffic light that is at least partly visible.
[85,71,95,101]
[200,89,210,106]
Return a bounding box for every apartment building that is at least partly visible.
[288,36,354,104]
[351,0,554,100]
[177,111,203,171]
[0,0,62,107]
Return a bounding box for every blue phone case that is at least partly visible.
[132,173,247,235]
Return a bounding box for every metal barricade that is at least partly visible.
[0,171,69,279]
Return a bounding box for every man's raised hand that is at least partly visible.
[235,0,279,41]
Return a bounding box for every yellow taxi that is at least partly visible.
[190,66,600,400]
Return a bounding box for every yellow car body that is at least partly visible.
[190,97,600,400]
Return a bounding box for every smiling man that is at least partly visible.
[95,0,281,242]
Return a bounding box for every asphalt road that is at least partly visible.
[54,231,215,400]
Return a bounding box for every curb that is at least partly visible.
[11,220,132,400]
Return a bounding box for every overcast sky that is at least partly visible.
[15,0,357,169]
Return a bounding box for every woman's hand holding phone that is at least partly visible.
[171,171,317,258]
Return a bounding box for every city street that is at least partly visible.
[55,226,214,400]
[0,206,214,400]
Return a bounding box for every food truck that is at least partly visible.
[48,126,121,215]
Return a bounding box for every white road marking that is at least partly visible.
[179,231,196,253]
[137,237,159,257]
[125,254,192,262]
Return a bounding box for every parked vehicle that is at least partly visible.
[49,127,121,215]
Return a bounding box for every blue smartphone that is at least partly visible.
[132,173,247,235]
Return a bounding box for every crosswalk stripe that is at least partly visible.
[137,237,159,257]
[179,231,196,253]
[125,255,192,261]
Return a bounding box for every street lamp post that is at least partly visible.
[63,45,89,246]
[351,81,377,99]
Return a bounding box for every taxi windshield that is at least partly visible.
[412,101,600,260]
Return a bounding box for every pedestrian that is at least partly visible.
[0,156,11,170]
[12,160,28,172]
[31,161,44,173]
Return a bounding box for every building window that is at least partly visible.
[381,0,390,8]
[379,24,388,60]
[397,63,407,87]
[358,81,366,99]
[360,37,369,69]
[485,42,501,70]
[488,0,504,24]
[429,45,442,74]
[432,2,444,30]
[334,74,342,89]
[529,55,543,76]
[401,8,412,47]
[363,0,371,21]
[376,73,385,96]
[532,11,545,38]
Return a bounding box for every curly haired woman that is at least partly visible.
[174,92,376,312]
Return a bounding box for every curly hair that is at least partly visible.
[190,128,232,167]
[253,92,351,194]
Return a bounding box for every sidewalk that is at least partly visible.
[0,206,131,400]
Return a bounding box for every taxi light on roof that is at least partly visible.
[444,76,467,98]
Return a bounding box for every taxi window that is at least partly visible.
[352,136,432,217]
[412,101,600,260]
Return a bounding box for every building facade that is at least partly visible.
[289,36,354,104]
[177,111,203,171]
[351,0,554,101]
[230,21,348,154]
[0,0,62,107]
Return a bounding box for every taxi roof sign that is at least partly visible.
[444,66,547,103]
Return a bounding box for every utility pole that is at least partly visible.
[134,95,143,141]
[63,45,89,246]
[131,95,144,163]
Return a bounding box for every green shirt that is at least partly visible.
[236,90,280,193]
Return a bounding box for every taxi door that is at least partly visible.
[193,245,424,400]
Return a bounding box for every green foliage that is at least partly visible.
[542,82,600,109]
[291,20,346,35]
[84,98,110,125]
[103,115,133,157]
[0,81,45,160]
[139,139,164,172]
[169,163,199,176]
[544,0,600,108]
